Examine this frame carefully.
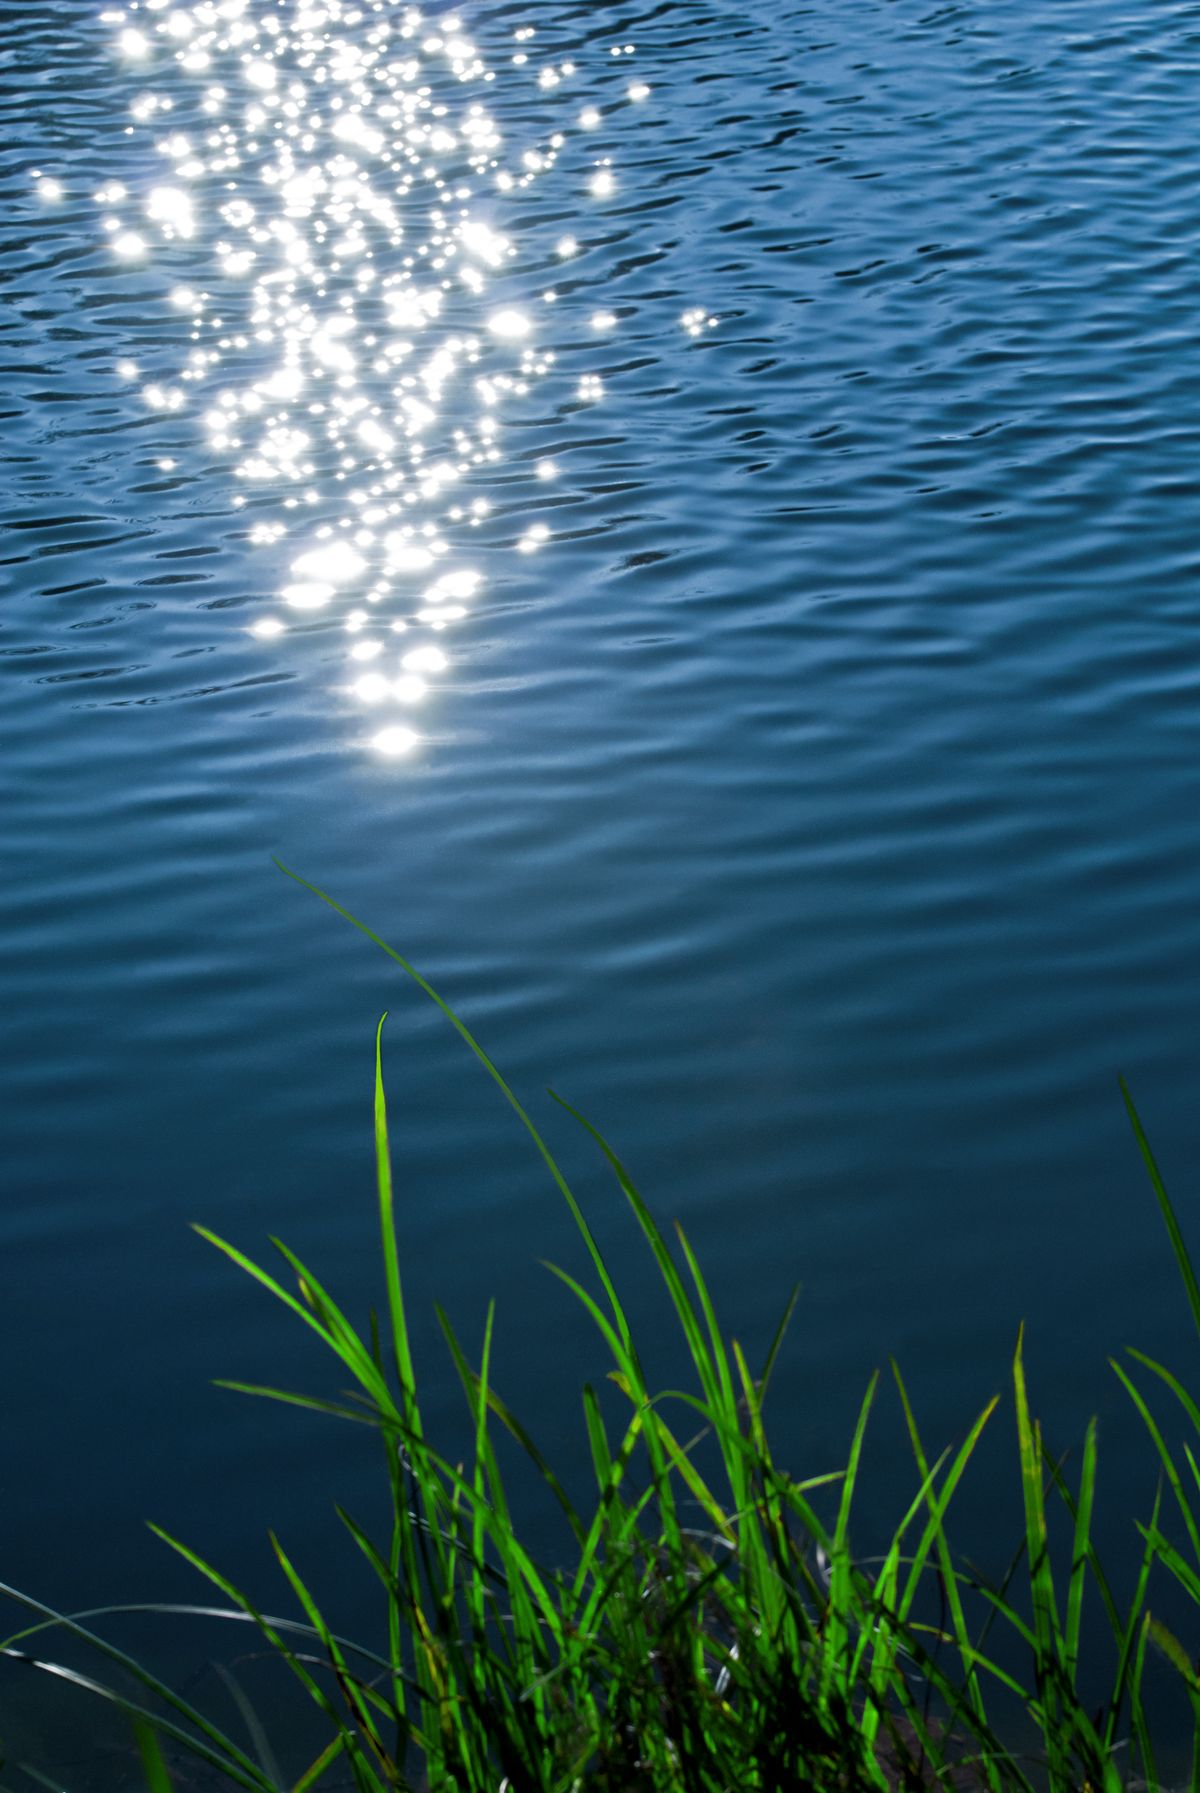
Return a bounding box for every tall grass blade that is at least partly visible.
[1064,1416,1097,1689]
[373,1015,420,1436]
[1011,1327,1074,1787]
[818,1373,877,1716]
[274,862,628,1357]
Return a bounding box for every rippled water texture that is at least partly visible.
[5,0,1200,1764]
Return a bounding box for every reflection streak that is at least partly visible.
[89,0,653,760]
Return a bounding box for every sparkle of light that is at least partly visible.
[97,0,639,757]
[373,725,419,757]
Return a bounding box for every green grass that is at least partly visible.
[5,864,1200,1791]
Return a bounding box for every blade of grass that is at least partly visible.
[373,1015,421,1438]
[1064,1416,1097,1689]
[146,1527,358,1750]
[292,1735,349,1793]
[1111,1358,1200,1563]
[274,862,630,1363]
[819,1373,877,1715]
[268,1534,394,1778]
[891,1360,1000,1786]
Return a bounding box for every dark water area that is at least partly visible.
[4,0,1200,1770]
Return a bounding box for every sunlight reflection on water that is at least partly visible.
[86,0,666,761]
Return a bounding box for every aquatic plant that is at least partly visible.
[5,867,1200,1792]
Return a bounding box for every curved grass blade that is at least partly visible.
[1111,1358,1200,1564]
[1126,1347,1200,1449]
[273,862,628,1358]
[145,1527,360,1751]
[0,1583,277,1793]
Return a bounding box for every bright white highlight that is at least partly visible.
[98,0,635,759]
[373,725,419,757]
[403,645,447,673]
[488,308,532,340]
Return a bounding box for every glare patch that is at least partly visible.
[373,725,419,757]
[147,185,195,237]
[283,582,335,610]
[291,543,366,585]
[403,644,447,672]
[488,307,532,340]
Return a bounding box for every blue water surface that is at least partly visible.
[4,0,1200,1771]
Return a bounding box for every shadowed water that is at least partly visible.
[4,0,1200,1769]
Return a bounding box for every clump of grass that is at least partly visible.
[5,865,1200,1792]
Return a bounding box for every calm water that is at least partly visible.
[5,0,1200,1768]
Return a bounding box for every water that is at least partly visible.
[4,0,1200,1767]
